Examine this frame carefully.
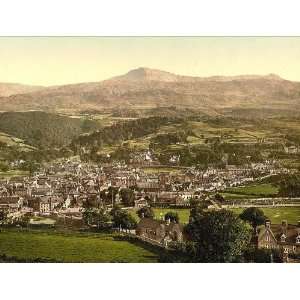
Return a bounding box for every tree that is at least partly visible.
[215,193,225,203]
[82,208,95,226]
[185,209,252,262]
[136,207,154,219]
[164,211,179,223]
[110,206,137,230]
[120,188,135,207]
[0,211,6,223]
[94,208,111,229]
[278,174,300,197]
[83,207,111,229]
[189,199,209,221]
[239,207,267,233]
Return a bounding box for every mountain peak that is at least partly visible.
[112,67,180,82]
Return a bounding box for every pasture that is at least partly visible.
[0,230,159,263]
[231,207,300,225]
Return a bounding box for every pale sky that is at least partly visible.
[1,37,300,86]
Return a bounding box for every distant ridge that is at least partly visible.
[110,67,284,83]
[0,82,44,97]
[0,67,297,114]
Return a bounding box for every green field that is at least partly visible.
[0,230,159,263]
[0,170,29,178]
[223,183,279,198]
[231,207,300,224]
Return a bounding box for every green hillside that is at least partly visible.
[0,111,102,148]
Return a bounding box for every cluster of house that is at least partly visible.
[1,158,299,261]
[0,159,289,219]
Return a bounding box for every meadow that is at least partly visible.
[0,230,159,263]
[130,205,300,225]
[0,170,29,178]
[222,183,279,200]
[231,207,300,224]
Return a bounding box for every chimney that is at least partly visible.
[265,219,271,229]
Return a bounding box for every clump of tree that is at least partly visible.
[136,207,154,219]
[120,188,135,207]
[239,207,267,234]
[0,211,7,223]
[151,131,188,145]
[278,173,300,197]
[110,206,137,230]
[164,211,179,223]
[0,111,101,148]
[82,207,111,229]
[71,116,174,153]
[184,209,252,262]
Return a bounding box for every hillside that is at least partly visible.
[0,68,300,114]
[0,82,44,97]
[0,111,102,148]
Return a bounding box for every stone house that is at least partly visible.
[136,218,183,245]
[257,220,300,260]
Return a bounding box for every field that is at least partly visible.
[0,170,29,178]
[231,207,300,224]
[130,204,300,225]
[0,230,159,263]
[222,183,279,200]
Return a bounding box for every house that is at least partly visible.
[284,145,299,154]
[27,196,61,214]
[155,192,186,206]
[0,196,23,213]
[134,197,149,208]
[136,217,183,245]
[256,220,300,261]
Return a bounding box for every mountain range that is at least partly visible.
[1,67,300,114]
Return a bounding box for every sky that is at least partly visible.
[1,37,300,86]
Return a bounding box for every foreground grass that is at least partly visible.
[231,207,300,225]
[0,230,159,263]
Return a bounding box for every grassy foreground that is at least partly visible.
[0,230,159,263]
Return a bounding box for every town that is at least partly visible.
[1,155,300,263]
